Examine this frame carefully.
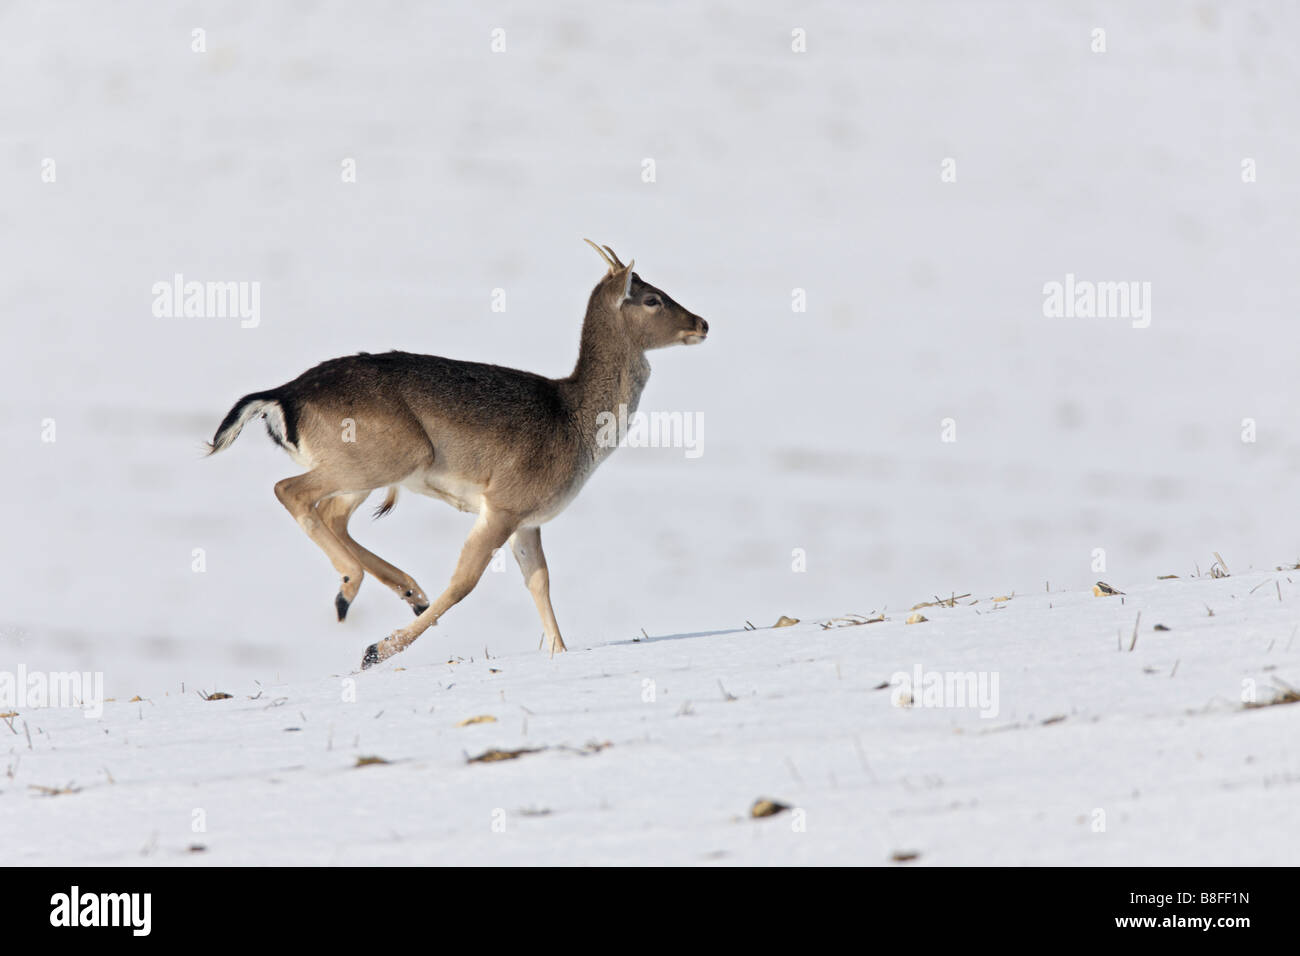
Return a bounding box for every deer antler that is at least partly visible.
[583,238,616,272]
[582,239,630,273]
[601,245,626,270]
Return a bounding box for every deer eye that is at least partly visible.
[643,296,661,307]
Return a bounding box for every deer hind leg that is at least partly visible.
[323,490,431,620]
[317,493,367,620]
[362,505,518,669]
[510,526,567,656]
[274,473,366,616]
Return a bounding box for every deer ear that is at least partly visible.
[617,261,635,304]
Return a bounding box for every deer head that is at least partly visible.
[583,239,709,350]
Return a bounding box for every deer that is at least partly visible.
[206,241,708,670]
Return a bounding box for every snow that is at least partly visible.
[4,573,1298,864]
[1,1,1298,863]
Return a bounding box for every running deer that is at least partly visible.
[207,241,708,669]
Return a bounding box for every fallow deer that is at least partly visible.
[207,241,708,669]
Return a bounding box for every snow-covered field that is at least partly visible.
[5,572,1299,865]
[2,1,1298,864]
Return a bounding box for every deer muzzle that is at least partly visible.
[683,315,709,345]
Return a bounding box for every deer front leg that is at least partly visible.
[361,507,516,669]
[510,526,567,656]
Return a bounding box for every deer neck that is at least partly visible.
[562,302,650,458]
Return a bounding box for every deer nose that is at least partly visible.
[695,316,709,335]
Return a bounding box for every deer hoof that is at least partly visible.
[335,592,351,622]
[361,643,381,669]
[412,602,429,616]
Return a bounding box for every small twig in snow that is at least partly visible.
[785,757,803,785]
[853,736,876,782]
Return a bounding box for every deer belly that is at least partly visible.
[405,471,485,514]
